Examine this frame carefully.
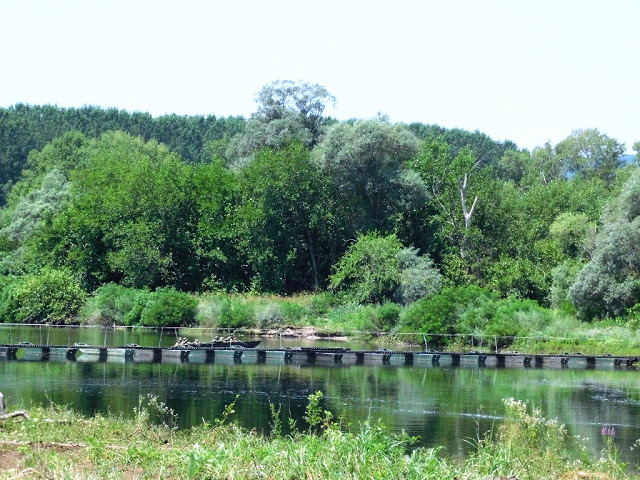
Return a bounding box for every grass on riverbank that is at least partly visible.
[12,284,640,356]
[0,394,634,480]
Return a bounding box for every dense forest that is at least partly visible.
[0,80,639,335]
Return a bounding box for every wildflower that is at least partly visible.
[601,426,616,438]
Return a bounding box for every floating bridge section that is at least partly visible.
[0,344,638,370]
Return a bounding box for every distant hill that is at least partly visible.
[621,154,637,165]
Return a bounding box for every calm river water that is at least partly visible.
[1,325,640,466]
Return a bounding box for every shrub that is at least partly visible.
[330,233,441,305]
[309,292,338,315]
[279,301,307,324]
[256,303,285,328]
[325,303,376,331]
[138,288,198,327]
[394,247,441,305]
[330,233,402,304]
[484,297,552,339]
[399,286,496,344]
[217,297,255,328]
[0,268,86,324]
[123,290,153,326]
[549,260,582,313]
[195,295,224,326]
[371,302,401,332]
[80,283,141,325]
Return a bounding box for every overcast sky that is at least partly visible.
[1,0,637,152]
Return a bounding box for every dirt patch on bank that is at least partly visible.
[0,445,22,472]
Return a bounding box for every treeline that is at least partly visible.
[0,80,639,328]
[0,103,246,202]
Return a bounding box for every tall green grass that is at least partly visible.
[0,395,631,479]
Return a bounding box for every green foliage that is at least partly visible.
[570,169,640,319]
[372,302,401,332]
[330,233,441,305]
[255,303,285,328]
[225,80,335,164]
[86,287,198,327]
[549,212,596,258]
[123,290,153,326]
[217,297,256,328]
[0,105,245,205]
[309,292,338,316]
[279,301,306,323]
[323,303,378,331]
[484,255,551,303]
[556,128,625,186]
[0,268,86,324]
[137,288,198,327]
[1,392,624,480]
[0,97,634,323]
[330,233,403,304]
[1,169,70,247]
[34,131,198,290]
[80,283,144,326]
[399,286,496,339]
[464,296,552,339]
[235,142,329,292]
[549,260,582,312]
[395,247,442,304]
[395,286,554,345]
[314,119,425,233]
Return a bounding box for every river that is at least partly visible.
[1,325,639,466]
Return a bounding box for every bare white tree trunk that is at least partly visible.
[458,173,479,259]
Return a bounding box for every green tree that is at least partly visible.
[330,233,440,304]
[191,160,242,291]
[33,132,197,290]
[235,143,328,292]
[314,119,425,234]
[0,268,86,324]
[556,129,625,186]
[226,80,335,164]
[569,169,640,318]
[254,80,336,146]
[411,137,485,263]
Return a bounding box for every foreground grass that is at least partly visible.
[0,395,634,480]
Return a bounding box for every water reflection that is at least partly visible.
[1,358,639,466]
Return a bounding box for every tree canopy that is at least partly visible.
[0,81,637,325]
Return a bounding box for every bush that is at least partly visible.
[549,260,582,313]
[325,303,377,331]
[80,283,142,325]
[256,303,285,328]
[309,292,338,315]
[484,297,552,339]
[0,269,86,324]
[330,233,441,305]
[394,248,441,305]
[279,301,307,324]
[399,286,496,344]
[330,233,403,304]
[123,290,153,326]
[217,297,255,328]
[137,288,198,327]
[371,302,401,332]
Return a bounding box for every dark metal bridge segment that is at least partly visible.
[0,344,638,369]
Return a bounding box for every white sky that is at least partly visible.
[0,0,638,152]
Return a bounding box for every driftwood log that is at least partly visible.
[0,410,30,421]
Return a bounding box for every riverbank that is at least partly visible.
[0,394,634,480]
